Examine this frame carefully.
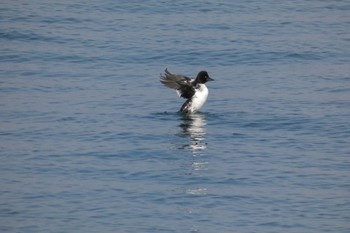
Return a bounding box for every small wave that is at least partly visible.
[284,52,323,61]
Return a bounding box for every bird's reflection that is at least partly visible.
[178,113,207,156]
[176,113,209,232]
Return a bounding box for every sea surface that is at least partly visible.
[1,1,349,232]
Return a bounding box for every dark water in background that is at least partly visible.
[1,0,350,232]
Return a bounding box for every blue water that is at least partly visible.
[1,1,350,232]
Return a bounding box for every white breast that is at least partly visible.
[190,84,208,113]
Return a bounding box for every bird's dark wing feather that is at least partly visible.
[160,69,195,99]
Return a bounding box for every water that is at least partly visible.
[1,0,349,232]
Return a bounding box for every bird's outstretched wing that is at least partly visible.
[160,69,195,99]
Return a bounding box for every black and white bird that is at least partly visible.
[160,69,214,113]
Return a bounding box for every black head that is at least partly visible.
[196,71,214,84]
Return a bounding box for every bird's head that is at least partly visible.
[196,71,214,84]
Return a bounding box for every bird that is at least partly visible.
[160,68,214,113]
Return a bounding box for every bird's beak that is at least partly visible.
[208,76,214,81]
